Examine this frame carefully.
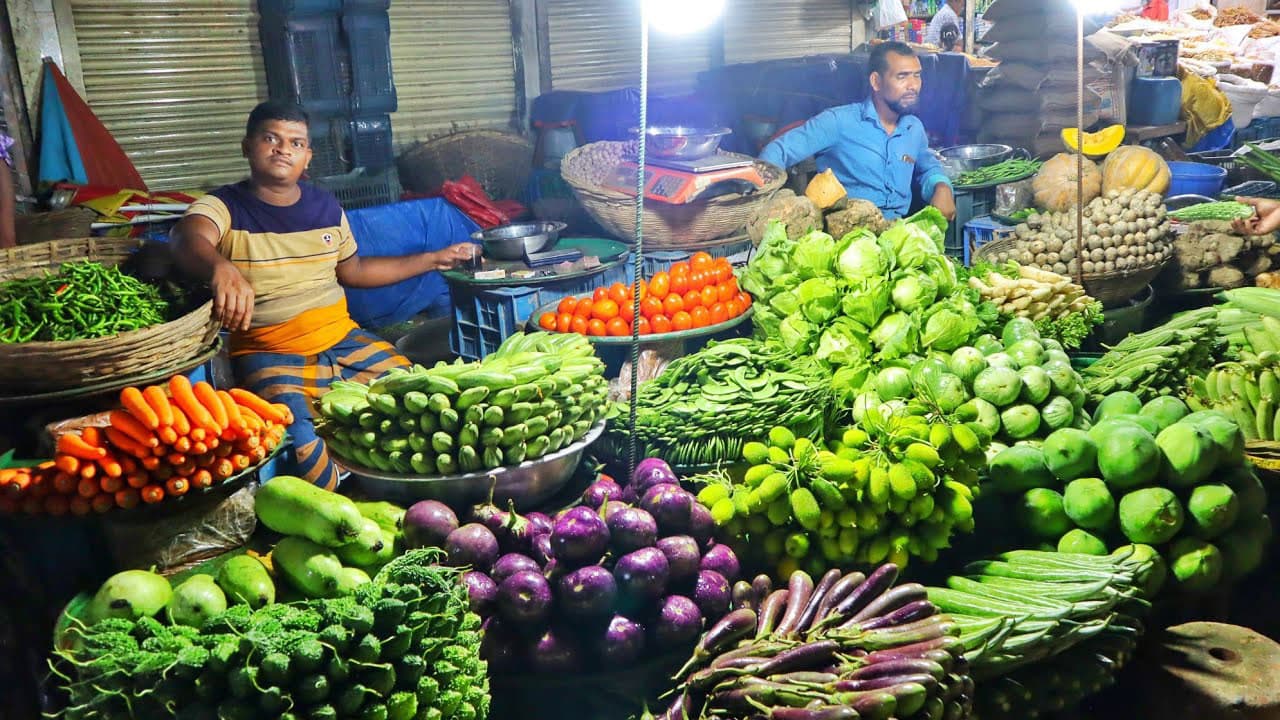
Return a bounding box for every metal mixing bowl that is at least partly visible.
[472,221,567,261]
[638,126,734,160]
[938,144,1015,173]
[340,422,603,510]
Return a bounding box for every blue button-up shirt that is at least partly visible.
[759,98,952,220]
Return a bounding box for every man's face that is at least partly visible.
[242,119,312,184]
[871,52,923,115]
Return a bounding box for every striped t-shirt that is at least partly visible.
[186,181,357,329]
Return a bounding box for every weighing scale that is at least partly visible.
[602,154,767,204]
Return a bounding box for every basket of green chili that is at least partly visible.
[0,238,218,393]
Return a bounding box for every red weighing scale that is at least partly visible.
[602,154,767,204]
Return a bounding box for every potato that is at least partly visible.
[1208,266,1247,289]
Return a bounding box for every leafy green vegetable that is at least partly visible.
[869,312,918,360]
[879,222,939,270]
[835,229,887,280]
[816,317,872,366]
[798,277,840,324]
[890,272,938,312]
[793,230,837,279]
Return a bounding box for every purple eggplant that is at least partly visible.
[775,570,815,637]
[814,571,865,626]
[496,570,553,628]
[673,606,758,680]
[525,511,554,537]
[582,477,623,508]
[796,568,843,635]
[692,569,731,619]
[530,533,555,567]
[687,502,716,548]
[603,500,630,521]
[479,617,522,671]
[529,626,582,674]
[652,594,704,649]
[404,500,459,548]
[756,589,790,637]
[593,614,646,665]
[608,507,659,554]
[640,483,693,535]
[858,599,937,630]
[471,501,536,554]
[444,523,500,572]
[656,535,701,585]
[827,564,900,625]
[730,580,756,612]
[848,583,927,624]
[699,544,740,582]
[491,553,542,584]
[550,506,610,567]
[752,639,839,676]
[557,565,618,618]
[631,457,678,494]
[462,571,498,616]
[848,657,946,681]
[614,547,670,601]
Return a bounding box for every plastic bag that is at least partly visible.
[993,178,1036,218]
[100,484,258,573]
[608,345,681,402]
[876,0,908,29]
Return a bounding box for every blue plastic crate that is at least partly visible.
[260,14,347,115]
[624,240,755,282]
[349,114,394,169]
[342,11,397,114]
[963,215,1015,266]
[946,187,996,261]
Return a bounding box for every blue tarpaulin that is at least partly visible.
[344,198,480,328]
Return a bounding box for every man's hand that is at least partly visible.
[930,184,957,222]
[1233,196,1280,235]
[212,262,254,331]
[431,243,478,271]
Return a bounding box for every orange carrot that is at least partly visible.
[99,475,123,494]
[165,476,190,496]
[167,453,187,467]
[119,456,137,475]
[2,474,31,498]
[157,426,178,446]
[114,488,140,509]
[194,382,229,430]
[76,477,99,499]
[270,403,295,426]
[55,455,80,475]
[69,496,91,516]
[78,463,97,481]
[142,385,174,427]
[220,427,239,442]
[152,464,173,481]
[109,410,159,448]
[57,433,107,461]
[192,441,209,456]
[217,391,246,434]
[52,471,78,495]
[229,453,251,471]
[191,428,207,443]
[230,388,286,424]
[173,437,192,454]
[212,458,235,480]
[213,443,234,458]
[170,405,191,436]
[140,455,161,471]
[206,437,220,450]
[174,461,196,478]
[237,434,261,451]
[120,387,160,429]
[81,427,103,446]
[237,407,265,432]
[248,445,267,463]
[43,494,70,516]
[104,427,149,459]
[170,376,219,435]
[140,484,165,504]
[91,494,114,514]
[125,472,149,489]
[99,453,123,479]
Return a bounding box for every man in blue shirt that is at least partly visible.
[759,42,955,222]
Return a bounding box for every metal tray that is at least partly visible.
[526,301,753,344]
[442,237,629,287]
[340,422,604,511]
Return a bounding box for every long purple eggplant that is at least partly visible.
[824,564,899,626]
[775,571,815,638]
[751,639,838,677]
[835,672,938,693]
[660,691,691,720]
[753,574,774,604]
[862,634,963,664]
[767,671,839,686]
[756,589,790,637]
[731,580,757,612]
[794,568,842,636]
[766,706,860,720]
[846,582,928,625]
[856,599,936,630]
[675,607,757,680]
[844,690,897,720]
[848,657,946,681]
[811,570,863,628]
[710,639,794,668]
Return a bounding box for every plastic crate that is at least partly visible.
[342,11,397,114]
[1223,180,1280,199]
[307,115,350,178]
[258,0,340,15]
[627,240,755,280]
[962,215,1015,266]
[341,0,388,9]
[260,14,347,115]
[945,187,996,261]
[311,167,401,210]
[349,114,394,169]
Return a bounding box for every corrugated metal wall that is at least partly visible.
[69,0,267,190]
[546,0,715,94]
[724,0,855,64]
[388,0,518,147]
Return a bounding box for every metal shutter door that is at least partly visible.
[547,0,714,95]
[389,0,517,147]
[724,0,855,64]
[69,0,267,190]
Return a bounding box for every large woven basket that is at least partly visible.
[560,141,786,249]
[974,236,1168,308]
[0,238,219,393]
[397,129,534,201]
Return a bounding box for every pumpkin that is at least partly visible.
[1033,153,1102,212]
[805,168,848,210]
[1062,124,1125,158]
[1102,145,1171,195]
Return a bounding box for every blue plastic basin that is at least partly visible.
[1167,161,1228,198]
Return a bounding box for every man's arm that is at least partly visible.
[913,136,956,221]
[171,213,255,331]
[758,109,842,170]
[335,243,478,289]
[1233,196,1280,235]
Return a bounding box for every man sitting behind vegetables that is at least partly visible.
[758,42,956,222]
[171,101,476,489]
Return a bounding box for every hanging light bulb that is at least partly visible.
[647,0,726,35]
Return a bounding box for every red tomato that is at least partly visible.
[712,259,733,284]
[670,261,690,278]
[651,314,672,334]
[663,293,684,316]
[557,297,579,315]
[648,271,670,300]
[636,316,652,335]
[690,306,710,328]
[688,270,706,293]
[538,312,557,330]
[700,285,719,308]
[571,316,589,334]
[671,311,693,331]
[670,271,690,296]
[709,303,728,325]
[717,281,737,303]
[607,283,628,306]
[606,317,630,336]
[725,299,743,318]
[592,299,619,321]
[738,292,753,308]
[592,287,608,303]
[690,251,714,272]
[557,313,575,332]
[683,289,702,310]
[641,296,663,319]
[618,299,635,323]
[587,318,607,336]
[574,299,595,318]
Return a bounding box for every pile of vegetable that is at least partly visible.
[985,396,1272,594]
[0,378,288,515]
[966,262,1103,349]
[930,550,1151,719]
[52,549,489,720]
[953,157,1042,188]
[1078,308,1229,403]
[993,190,1172,281]
[1160,217,1278,291]
[401,460,742,673]
[0,260,170,343]
[654,565,972,720]
[741,209,995,376]
[1235,142,1280,183]
[535,256,751,337]
[600,339,832,469]
[317,332,606,476]
[1189,309,1280,440]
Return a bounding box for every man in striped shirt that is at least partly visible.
[172,100,476,488]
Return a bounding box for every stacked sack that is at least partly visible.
[975,0,1113,157]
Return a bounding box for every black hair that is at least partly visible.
[245,100,310,138]
[869,42,915,76]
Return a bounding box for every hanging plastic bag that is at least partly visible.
[876,0,908,30]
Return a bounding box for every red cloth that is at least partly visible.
[1142,0,1168,20]
[45,61,147,191]
[433,175,527,229]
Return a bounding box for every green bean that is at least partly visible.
[955,159,1043,187]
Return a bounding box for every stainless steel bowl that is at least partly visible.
[472,221,567,261]
[938,144,1015,173]
[637,126,734,160]
[340,422,603,511]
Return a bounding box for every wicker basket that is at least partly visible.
[15,208,97,246]
[397,129,534,201]
[973,236,1168,308]
[0,238,219,393]
[560,141,786,249]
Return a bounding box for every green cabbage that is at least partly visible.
[797,277,840,324]
[904,206,948,248]
[841,276,891,328]
[815,317,872,366]
[890,272,938,313]
[921,300,979,351]
[769,290,801,317]
[835,229,886,280]
[879,222,938,270]
[779,314,816,354]
[869,312,918,360]
[793,230,836,279]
